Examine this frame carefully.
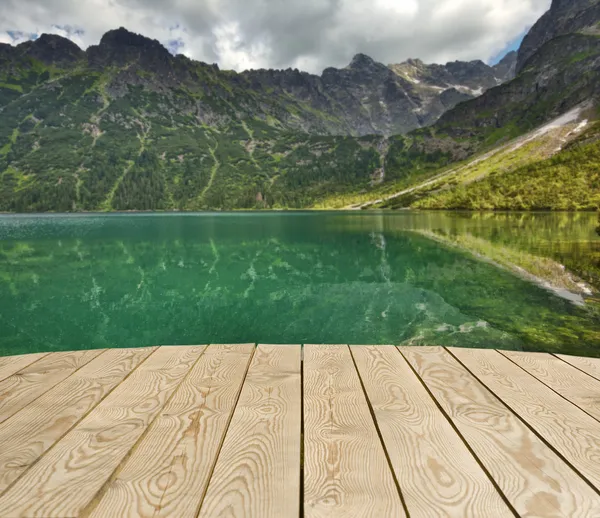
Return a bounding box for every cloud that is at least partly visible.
[0,0,551,73]
[0,29,37,45]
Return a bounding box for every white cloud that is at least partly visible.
[213,22,271,70]
[0,0,551,72]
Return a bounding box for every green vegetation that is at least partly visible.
[0,58,392,211]
[376,120,596,210]
[414,131,600,211]
[1,29,600,212]
[419,230,592,296]
[0,83,23,93]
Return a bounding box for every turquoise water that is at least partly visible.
[1,211,599,357]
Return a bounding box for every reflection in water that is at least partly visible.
[0,211,599,357]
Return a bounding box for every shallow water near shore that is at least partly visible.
[1,211,599,357]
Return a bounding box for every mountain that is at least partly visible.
[491,52,518,81]
[0,0,599,212]
[387,52,517,126]
[517,0,600,73]
[0,28,516,139]
[367,0,600,212]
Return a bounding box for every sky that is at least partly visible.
[0,0,551,74]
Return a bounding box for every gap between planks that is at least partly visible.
[500,350,600,424]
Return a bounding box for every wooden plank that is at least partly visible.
[198,344,301,518]
[0,349,104,425]
[451,347,600,491]
[557,354,600,382]
[0,353,48,383]
[351,346,511,517]
[0,347,155,495]
[89,344,255,518]
[502,350,600,423]
[0,345,204,518]
[303,344,405,518]
[401,346,600,517]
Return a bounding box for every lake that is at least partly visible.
[1,211,599,357]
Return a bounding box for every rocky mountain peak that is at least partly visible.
[88,27,172,70]
[16,33,84,66]
[516,0,600,73]
[405,58,425,67]
[33,33,81,51]
[347,53,379,70]
[98,27,166,53]
[495,50,517,66]
[389,54,514,95]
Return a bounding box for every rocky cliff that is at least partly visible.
[0,28,515,137]
[387,52,517,126]
[517,0,600,73]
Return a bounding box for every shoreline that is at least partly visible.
[0,208,599,215]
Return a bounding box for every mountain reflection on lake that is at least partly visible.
[1,211,599,357]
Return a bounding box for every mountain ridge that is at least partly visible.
[517,0,600,73]
[0,0,599,212]
[1,27,516,136]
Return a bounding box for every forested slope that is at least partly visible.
[1,0,600,212]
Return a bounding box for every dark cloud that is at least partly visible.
[0,0,551,72]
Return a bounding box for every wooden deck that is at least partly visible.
[0,345,599,517]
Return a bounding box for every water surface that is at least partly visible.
[1,211,599,357]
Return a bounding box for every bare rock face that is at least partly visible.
[439,33,600,138]
[389,53,516,95]
[236,52,517,136]
[492,51,517,81]
[17,34,84,66]
[87,28,173,73]
[516,0,600,73]
[314,53,421,135]
[386,54,517,127]
[0,43,14,60]
[235,53,423,136]
[439,88,472,109]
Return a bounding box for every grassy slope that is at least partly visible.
[413,120,600,211]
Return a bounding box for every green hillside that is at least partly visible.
[1,0,600,212]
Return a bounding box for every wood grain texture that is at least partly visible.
[557,354,600,382]
[304,344,405,518]
[502,350,600,423]
[198,344,301,518]
[89,344,255,518]
[0,349,104,425]
[351,346,511,518]
[0,347,155,495]
[451,347,600,491]
[0,353,48,383]
[0,345,204,518]
[401,346,600,518]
